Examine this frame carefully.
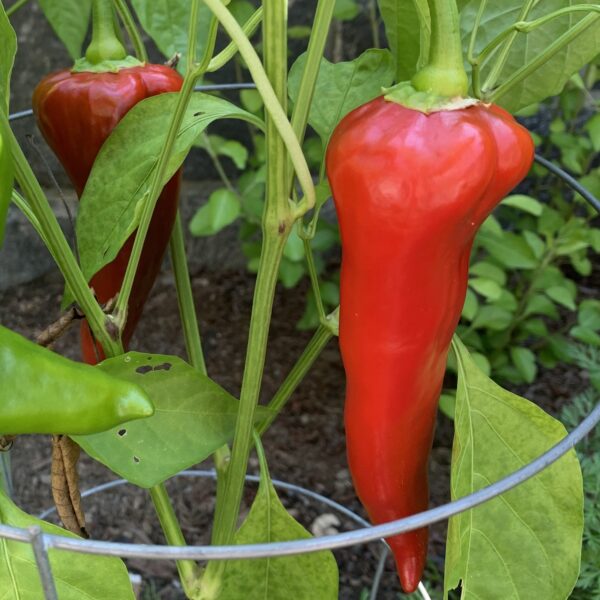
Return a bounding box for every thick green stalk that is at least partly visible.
[169,212,206,373]
[202,0,315,217]
[258,323,333,435]
[489,12,600,104]
[211,0,291,550]
[1,118,121,355]
[112,0,148,62]
[150,485,200,596]
[411,0,468,96]
[86,0,127,64]
[287,0,335,190]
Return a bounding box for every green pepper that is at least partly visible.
[0,325,154,435]
[0,123,13,247]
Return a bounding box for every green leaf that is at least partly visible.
[494,289,517,312]
[189,188,241,237]
[229,0,256,25]
[510,346,537,383]
[469,277,502,301]
[524,294,559,319]
[377,0,430,81]
[445,338,583,600]
[439,392,456,420]
[501,194,543,216]
[471,352,491,376]
[461,288,479,321]
[334,0,360,21]
[471,306,513,331]
[570,326,600,347]
[520,317,548,338]
[288,49,395,145]
[130,0,212,73]
[0,489,134,599]
[477,230,537,269]
[196,135,249,170]
[578,300,600,331]
[38,0,92,61]
[522,230,545,259]
[278,258,305,289]
[283,228,305,262]
[0,3,16,112]
[469,261,506,286]
[546,285,576,311]
[205,436,339,599]
[458,0,600,113]
[538,206,565,237]
[73,352,272,488]
[585,113,600,152]
[240,89,264,113]
[74,93,261,302]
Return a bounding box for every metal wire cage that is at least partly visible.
[4,94,600,600]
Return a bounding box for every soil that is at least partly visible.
[0,263,592,600]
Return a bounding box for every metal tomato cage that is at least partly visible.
[4,86,600,600]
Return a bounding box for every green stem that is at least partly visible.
[207,8,264,73]
[112,0,148,62]
[258,322,333,435]
[6,0,31,17]
[411,0,468,97]
[1,118,121,355]
[150,484,200,597]
[169,212,206,373]
[479,5,600,75]
[488,12,600,104]
[202,0,315,217]
[11,190,48,247]
[368,0,380,49]
[287,0,335,191]
[482,0,535,93]
[303,238,326,322]
[86,0,127,64]
[211,0,291,549]
[467,0,487,98]
[114,73,198,323]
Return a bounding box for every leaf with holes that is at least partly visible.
[444,338,583,600]
[72,353,272,488]
[0,489,134,599]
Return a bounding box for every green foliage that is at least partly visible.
[560,345,600,599]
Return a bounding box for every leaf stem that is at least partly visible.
[6,0,30,17]
[149,484,201,596]
[303,238,326,322]
[1,117,121,355]
[207,8,264,73]
[488,12,600,105]
[482,0,535,93]
[112,0,148,62]
[467,0,487,98]
[168,212,206,373]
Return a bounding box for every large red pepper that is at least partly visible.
[326,97,534,591]
[32,2,182,364]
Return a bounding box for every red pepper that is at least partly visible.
[326,97,534,592]
[32,4,182,364]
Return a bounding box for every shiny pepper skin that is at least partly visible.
[32,64,183,364]
[326,97,534,593]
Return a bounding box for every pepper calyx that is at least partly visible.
[71,55,145,74]
[382,81,479,114]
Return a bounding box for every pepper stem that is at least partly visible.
[411,0,468,98]
[85,0,127,64]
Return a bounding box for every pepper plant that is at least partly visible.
[0,0,599,598]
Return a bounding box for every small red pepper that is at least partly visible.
[32,1,182,364]
[326,97,534,592]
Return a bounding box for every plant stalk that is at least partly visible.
[86,0,127,64]
[112,0,148,62]
[6,0,31,17]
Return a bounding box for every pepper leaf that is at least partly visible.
[130,0,213,74]
[0,489,135,599]
[377,0,430,82]
[202,435,339,599]
[444,337,583,600]
[458,0,600,113]
[69,93,262,307]
[0,3,16,113]
[73,352,272,488]
[38,0,92,62]
[288,49,395,145]
[189,188,241,237]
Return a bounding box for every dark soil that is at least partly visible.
[0,265,591,600]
